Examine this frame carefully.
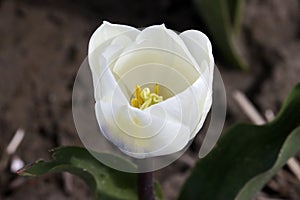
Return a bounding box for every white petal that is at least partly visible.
[190,80,213,139]
[120,123,190,158]
[89,45,125,101]
[88,21,140,54]
[95,101,191,158]
[88,21,140,101]
[180,30,214,138]
[112,25,202,92]
[114,62,192,100]
[180,30,214,89]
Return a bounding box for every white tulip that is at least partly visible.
[88,21,214,159]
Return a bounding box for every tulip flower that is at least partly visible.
[88,21,214,159]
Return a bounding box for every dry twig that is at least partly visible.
[0,129,25,171]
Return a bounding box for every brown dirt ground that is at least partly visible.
[0,0,299,199]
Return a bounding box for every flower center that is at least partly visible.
[131,84,163,110]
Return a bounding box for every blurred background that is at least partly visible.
[0,0,300,199]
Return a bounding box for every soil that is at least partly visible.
[0,0,299,199]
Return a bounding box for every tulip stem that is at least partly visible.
[138,172,155,200]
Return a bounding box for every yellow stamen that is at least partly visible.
[154,83,159,95]
[130,98,139,108]
[131,84,163,110]
[140,98,152,110]
[135,85,143,107]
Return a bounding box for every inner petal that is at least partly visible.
[112,49,200,83]
[113,62,193,102]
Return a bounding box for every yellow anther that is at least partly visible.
[131,84,163,110]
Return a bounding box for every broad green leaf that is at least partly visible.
[19,146,138,200]
[194,0,246,69]
[179,83,300,200]
[236,127,300,199]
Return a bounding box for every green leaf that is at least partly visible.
[154,181,164,200]
[193,0,246,69]
[179,83,300,200]
[226,0,245,31]
[236,127,300,199]
[18,146,138,200]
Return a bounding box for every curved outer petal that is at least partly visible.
[88,21,140,54]
[88,22,214,158]
[180,30,215,138]
[88,21,140,101]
